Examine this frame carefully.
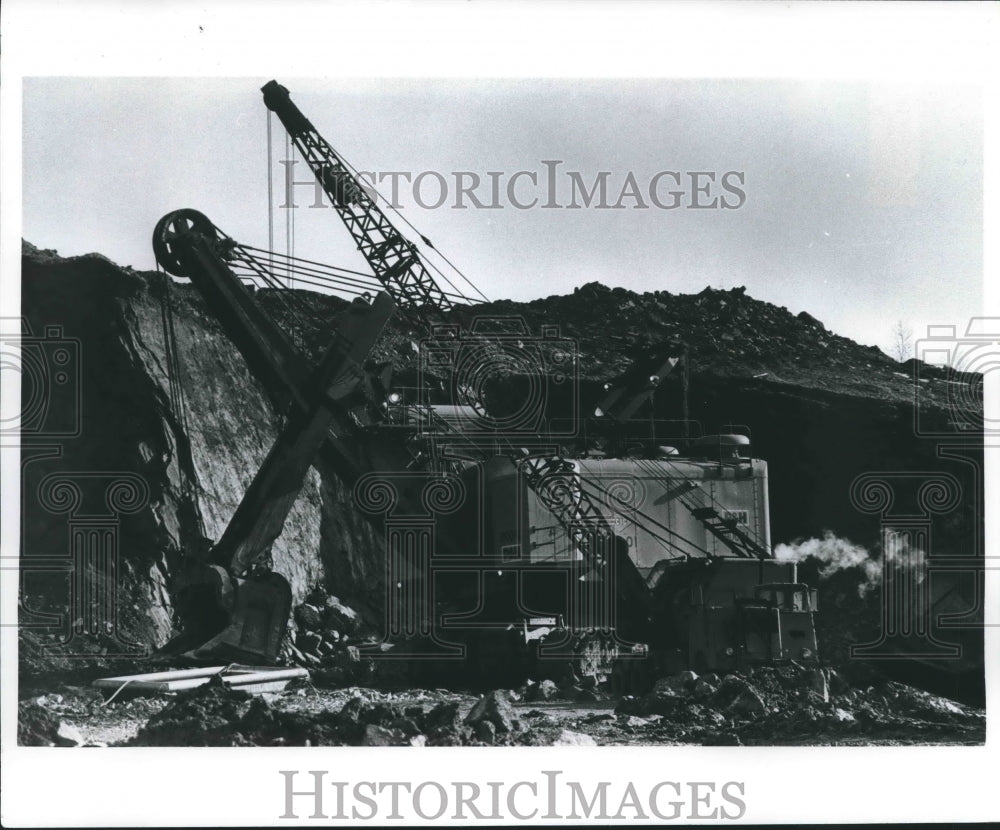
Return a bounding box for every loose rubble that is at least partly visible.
[127,682,526,747]
[18,689,163,747]
[613,663,983,745]
[410,281,970,407]
[278,585,414,689]
[14,661,970,748]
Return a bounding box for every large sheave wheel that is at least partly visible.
[153,209,217,278]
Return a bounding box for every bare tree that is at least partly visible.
[890,319,914,362]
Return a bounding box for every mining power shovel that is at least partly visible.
[153,208,396,664]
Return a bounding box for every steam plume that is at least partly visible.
[774,530,881,585]
[774,529,928,598]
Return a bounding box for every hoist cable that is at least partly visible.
[156,265,194,501]
[314,135,490,304]
[236,244,474,303]
[267,110,275,285]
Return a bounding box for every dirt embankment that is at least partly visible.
[19,243,385,669]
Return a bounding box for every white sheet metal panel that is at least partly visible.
[525,457,770,571]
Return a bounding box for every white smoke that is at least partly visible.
[774,529,929,598]
[774,530,881,588]
[881,530,928,586]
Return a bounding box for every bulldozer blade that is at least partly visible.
[181,572,293,665]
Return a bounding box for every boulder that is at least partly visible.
[361,724,408,746]
[637,692,690,718]
[293,603,323,632]
[305,584,330,606]
[295,631,322,655]
[653,670,699,696]
[360,701,402,726]
[534,679,559,701]
[323,595,362,635]
[424,701,463,734]
[464,690,516,734]
[474,720,497,744]
[712,676,766,718]
[336,696,366,730]
[692,678,718,699]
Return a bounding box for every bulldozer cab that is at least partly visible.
[753,582,818,613]
[684,576,819,672]
[735,582,819,665]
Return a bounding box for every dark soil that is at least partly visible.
[19,661,981,748]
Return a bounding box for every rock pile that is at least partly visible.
[17,698,86,747]
[517,673,609,705]
[279,585,409,687]
[128,682,532,747]
[431,282,919,400]
[109,660,986,747]
[614,663,984,745]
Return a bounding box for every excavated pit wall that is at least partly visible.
[19,245,384,653]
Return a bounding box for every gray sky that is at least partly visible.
[23,77,982,351]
